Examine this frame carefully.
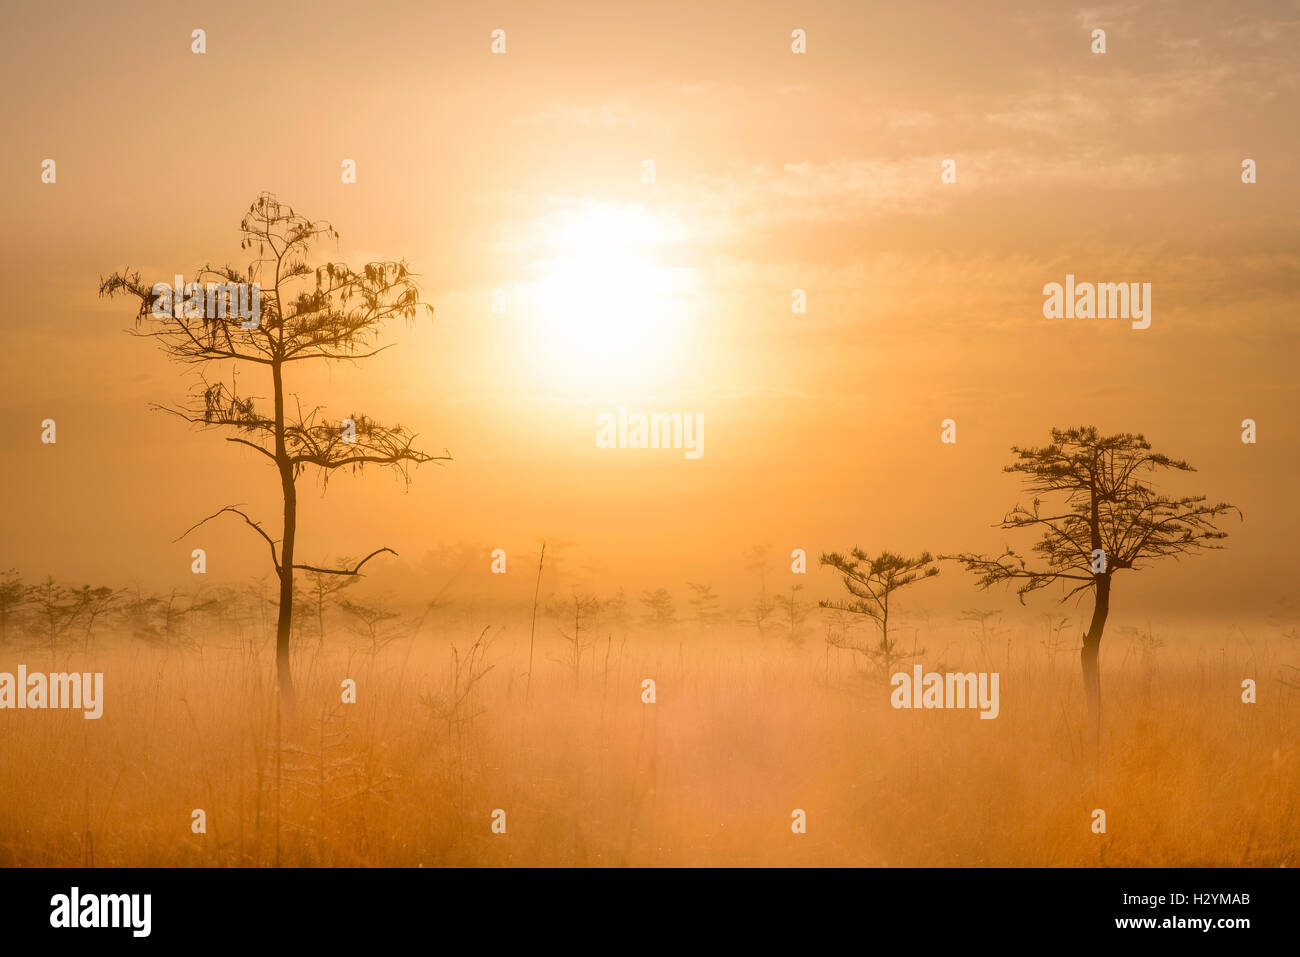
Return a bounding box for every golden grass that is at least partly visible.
[1,624,1296,867]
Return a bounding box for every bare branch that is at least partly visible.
[291,548,397,577]
[174,506,281,571]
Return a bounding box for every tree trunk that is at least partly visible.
[272,360,298,715]
[276,485,297,715]
[1081,572,1111,739]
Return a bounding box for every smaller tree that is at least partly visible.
[685,582,722,631]
[421,627,495,738]
[774,583,813,646]
[639,588,677,631]
[555,587,601,682]
[118,587,163,644]
[961,608,1005,667]
[302,564,359,651]
[72,585,120,654]
[0,570,27,646]
[740,545,777,637]
[819,549,939,673]
[602,587,630,634]
[340,598,404,656]
[195,585,248,646]
[27,577,80,664]
[1039,613,1075,668]
[158,588,207,649]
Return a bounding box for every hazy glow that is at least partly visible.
[521,203,694,393]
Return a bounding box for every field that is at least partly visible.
[2,615,1295,867]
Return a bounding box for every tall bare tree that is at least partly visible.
[100,193,448,711]
[946,427,1239,734]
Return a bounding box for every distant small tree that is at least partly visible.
[340,598,404,656]
[1039,613,1075,668]
[639,588,677,630]
[421,627,495,739]
[946,427,1239,734]
[193,585,244,643]
[158,588,208,648]
[774,583,812,646]
[602,587,630,633]
[555,587,601,682]
[685,582,722,631]
[819,550,939,673]
[27,577,80,664]
[72,585,120,654]
[115,587,206,649]
[243,577,276,639]
[960,608,1005,667]
[740,545,777,637]
[302,564,358,651]
[118,587,163,644]
[0,570,26,646]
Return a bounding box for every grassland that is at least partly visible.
[1,619,1295,867]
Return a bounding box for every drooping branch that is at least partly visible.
[174,508,398,580]
[291,548,397,577]
[175,505,281,571]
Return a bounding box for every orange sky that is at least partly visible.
[1,0,1297,621]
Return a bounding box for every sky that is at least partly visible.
[1,0,1297,621]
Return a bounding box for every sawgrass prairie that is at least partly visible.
[1,615,1294,867]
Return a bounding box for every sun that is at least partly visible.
[519,202,695,393]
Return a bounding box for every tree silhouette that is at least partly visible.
[819,549,939,672]
[740,545,777,637]
[301,563,359,651]
[72,585,120,654]
[685,582,722,630]
[117,587,164,645]
[945,427,1239,734]
[339,598,404,657]
[555,587,601,682]
[0,570,26,646]
[27,576,80,665]
[100,194,448,712]
[774,583,812,646]
[639,588,677,630]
